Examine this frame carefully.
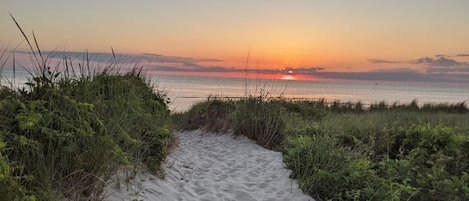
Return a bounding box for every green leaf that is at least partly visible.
[16,112,43,131]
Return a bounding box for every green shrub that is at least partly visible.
[284,129,416,201]
[0,131,36,201]
[2,18,174,200]
[172,97,234,132]
[1,82,121,200]
[60,72,172,173]
[390,126,469,200]
[369,100,468,113]
[0,88,36,200]
[283,134,349,196]
[279,100,327,120]
[0,68,172,200]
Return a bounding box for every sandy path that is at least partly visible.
[104,130,314,201]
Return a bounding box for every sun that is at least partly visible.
[281,74,296,80]
[280,70,296,80]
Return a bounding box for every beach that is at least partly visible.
[104,130,314,201]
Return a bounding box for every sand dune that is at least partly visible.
[104,130,314,201]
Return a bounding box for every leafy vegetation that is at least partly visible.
[0,68,172,201]
[0,67,172,201]
[0,21,172,200]
[233,97,285,150]
[172,96,234,132]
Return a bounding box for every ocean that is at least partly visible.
[150,74,469,112]
[2,70,468,112]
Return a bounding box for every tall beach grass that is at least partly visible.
[0,17,172,201]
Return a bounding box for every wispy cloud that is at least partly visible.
[316,69,422,82]
[141,53,222,66]
[408,56,469,74]
[147,65,237,73]
[434,53,469,57]
[314,69,468,83]
[16,50,224,71]
[368,59,402,64]
[369,55,469,76]
[409,57,468,67]
[426,66,469,74]
[34,51,140,64]
[284,67,325,74]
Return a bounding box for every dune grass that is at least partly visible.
[0,66,172,201]
[233,96,285,150]
[171,96,235,132]
[283,109,469,200]
[0,18,172,200]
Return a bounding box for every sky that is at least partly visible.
[1,0,469,83]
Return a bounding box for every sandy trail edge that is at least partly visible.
[104,130,314,201]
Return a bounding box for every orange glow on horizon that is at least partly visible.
[145,70,317,81]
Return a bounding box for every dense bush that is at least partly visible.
[232,97,286,150]
[60,71,172,173]
[389,126,469,200]
[172,97,235,132]
[284,121,469,201]
[0,115,36,201]
[284,127,416,200]
[278,100,327,120]
[369,100,468,113]
[0,68,171,200]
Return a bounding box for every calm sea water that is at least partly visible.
[150,75,469,112]
[2,71,468,113]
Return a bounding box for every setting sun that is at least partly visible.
[281,74,296,80]
[281,70,296,80]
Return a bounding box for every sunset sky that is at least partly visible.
[1,0,469,82]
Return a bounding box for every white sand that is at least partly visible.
[104,130,314,201]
